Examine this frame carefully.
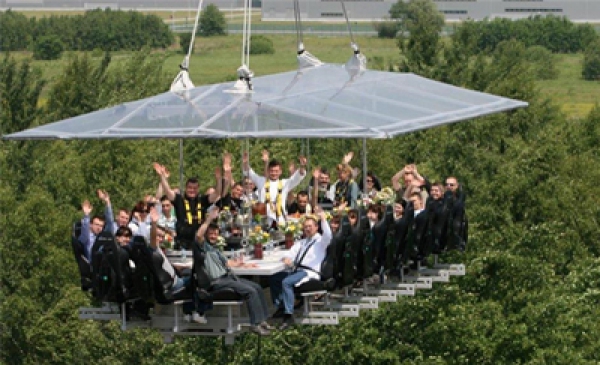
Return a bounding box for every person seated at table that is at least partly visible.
[194,208,273,336]
[329,215,341,234]
[242,176,259,202]
[329,162,360,209]
[287,191,312,218]
[348,209,359,228]
[308,167,333,211]
[269,207,332,330]
[243,149,307,226]
[229,225,243,238]
[154,162,222,249]
[115,226,133,247]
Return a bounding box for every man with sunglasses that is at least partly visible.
[443,176,467,252]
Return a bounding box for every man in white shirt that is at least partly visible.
[243,149,306,225]
[269,208,332,329]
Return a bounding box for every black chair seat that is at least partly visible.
[197,288,243,302]
[294,278,336,294]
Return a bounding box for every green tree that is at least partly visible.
[524,45,558,80]
[32,34,65,61]
[0,9,32,51]
[199,4,227,37]
[391,0,445,76]
[179,32,193,54]
[582,38,600,81]
[249,35,275,55]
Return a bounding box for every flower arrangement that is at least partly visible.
[279,220,302,238]
[373,187,396,206]
[215,236,226,251]
[332,206,350,215]
[356,195,373,208]
[248,225,271,246]
[159,232,175,249]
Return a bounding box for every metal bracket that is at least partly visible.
[321,302,360,317]
[401,276,433,289]
[381,282,416,296]
[433,263,466,276]
[297,311,338,325]
[417,268,451,282]
[79,303,121,321]
[352,288,398,302]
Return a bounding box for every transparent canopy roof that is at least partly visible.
[3,64,528,140]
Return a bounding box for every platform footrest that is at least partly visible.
[433,263,466,276]
[352,288,398,302]
[79,306,120,321]
[322,303,360,317]
[402,276,433,289]
[298,311,338,325]
[381,282,416,296]
[335,295,379,309]
[417,269,450,282]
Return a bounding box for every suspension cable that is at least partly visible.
[186,0,205,69]
[294,0,304,52]
[340,0,356,47]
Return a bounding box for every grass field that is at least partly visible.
[4,33,599,119]
[537,54,600,118]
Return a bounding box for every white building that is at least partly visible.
[260,0,600,22]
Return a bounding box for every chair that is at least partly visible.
[71,222,92,291]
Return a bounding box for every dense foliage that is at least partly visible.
[33,34,65,61]
[0,9,174,52]
[199,4,227,37]
[2,1,600,363]
[249,35,275,55]
[582,38,600,81]
[450,15,598,54]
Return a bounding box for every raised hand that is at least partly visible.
[288,161,296,175]
[315,206,326,220]
[261,149,269,163]
[242,151,249,164]
[312,167,321,179]
[149,206,159,223]
[96,189,109,203]
[82,200,93,216]
[208,206,220,221]
[153,162,164,176]
[223,152,232,172]
[298,155,307,166]
[342,151,354,165]
[215,166,222,178]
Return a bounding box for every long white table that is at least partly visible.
[166,248,289,276]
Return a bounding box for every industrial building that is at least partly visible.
[260,0,600,22]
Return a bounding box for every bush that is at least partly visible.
[582,39,600,81]
[199,4,227,37]
[374,21,400,39]
[249,35,274,55]
[33,35,64,60]
[525,46,558,80]
[179,33,193,54]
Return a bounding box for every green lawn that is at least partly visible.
[4,34,599,119]
[537,53,600,118]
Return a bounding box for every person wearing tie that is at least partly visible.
[268,207,332,330]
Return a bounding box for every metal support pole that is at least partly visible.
[256,334,262,364]
[362,138,367,194]
[306,138,311,174]
[179,139,184,190]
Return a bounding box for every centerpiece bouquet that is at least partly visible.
[373,187,396,206]
[248,225,270,259]
[279,220,302,249]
